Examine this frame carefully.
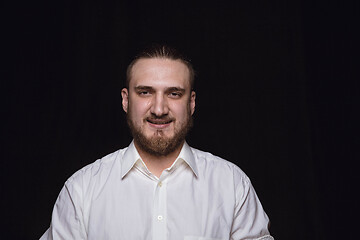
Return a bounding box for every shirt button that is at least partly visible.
[158,182,162,187]
[157,215,163,221]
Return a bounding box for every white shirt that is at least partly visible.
[40,141,273,240]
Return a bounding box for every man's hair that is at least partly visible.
[126,44,195,90]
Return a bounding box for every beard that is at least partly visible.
[127,111,193,157]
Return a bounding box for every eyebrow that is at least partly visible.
[134,85,186,93]
[134,85,154,91]
[165,87,186,93]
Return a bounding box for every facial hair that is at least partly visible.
[127,111,193,157]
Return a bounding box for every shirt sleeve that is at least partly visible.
[230,177,274,240]
[39,180,86,240]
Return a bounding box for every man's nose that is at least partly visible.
[151,93,169,117]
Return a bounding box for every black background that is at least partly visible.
[2,0,359,239]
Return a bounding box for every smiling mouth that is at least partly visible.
[147,119,172,124]
[146,118,174,128]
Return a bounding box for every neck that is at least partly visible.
[134,141,184,178]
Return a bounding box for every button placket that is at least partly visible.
[153,178,167,240]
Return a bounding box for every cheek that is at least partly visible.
[170,102,191,121]
[129,98,150,121]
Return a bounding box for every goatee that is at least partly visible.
[127,113,193,157]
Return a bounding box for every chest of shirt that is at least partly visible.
[83,167,236,240]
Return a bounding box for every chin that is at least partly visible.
[145,126,174,135]
[149,131,175,139]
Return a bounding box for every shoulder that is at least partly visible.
[65,147,127,190]
[190,147,251,186]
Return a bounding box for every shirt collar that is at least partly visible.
[177,141,198,177]
[121,141,141,178]
[121,140,198,179]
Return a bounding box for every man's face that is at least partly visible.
[121,58,196,156]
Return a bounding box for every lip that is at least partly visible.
[146,119,173,129]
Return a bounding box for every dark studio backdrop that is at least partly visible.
[2,0,359,239]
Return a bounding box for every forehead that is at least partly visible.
[130,58,191,89]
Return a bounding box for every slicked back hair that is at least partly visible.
[126,44,195,90]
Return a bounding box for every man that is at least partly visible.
[40,45,274,240]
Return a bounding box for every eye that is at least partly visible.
[138,91,151,96]
[168,92,182,98]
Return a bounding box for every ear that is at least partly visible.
[190,90,196,115]
[121,88,129,113]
